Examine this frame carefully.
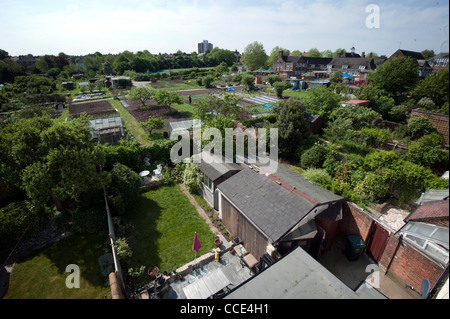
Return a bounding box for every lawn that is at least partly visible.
[5,233,111,299]
[125,184,216,274]
[109,99,151,145]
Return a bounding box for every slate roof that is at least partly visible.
[271,163,343,204]
[217,168,316,243]
[199,154,242,182]
[217,164,343,243]
[327,57,377,70]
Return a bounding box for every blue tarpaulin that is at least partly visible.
[342,73,352,78]
[226,87,236,92]
[261,104,274,109]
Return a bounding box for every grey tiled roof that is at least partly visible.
[217,168,317,243]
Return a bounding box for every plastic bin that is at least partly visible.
[345,235,366,261]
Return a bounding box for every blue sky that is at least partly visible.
[0,0,448,56]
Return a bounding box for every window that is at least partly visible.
[203,174,213,191]
[359,65,366,72]
[342,65,348,71]
[401,222,449,265]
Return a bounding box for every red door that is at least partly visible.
[367,222,390,262]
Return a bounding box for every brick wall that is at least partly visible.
[410,109,450,146]
[378,235,445,290]
[340,201,376,242]
[341,201,447,293]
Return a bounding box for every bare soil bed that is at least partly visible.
[124,99,191,130]
[69,100,117,118]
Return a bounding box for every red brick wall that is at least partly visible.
[410,109,450,146]
[341,201,447,292]
[340,201,375,242]
[378,235,445,290]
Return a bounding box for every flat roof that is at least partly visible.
[225,247,386,299]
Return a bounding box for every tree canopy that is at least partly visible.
[241,41,268,71]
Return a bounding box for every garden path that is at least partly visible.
[178,184,220,235]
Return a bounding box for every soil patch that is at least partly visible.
[124,99,191,130]
[69,100,117,118]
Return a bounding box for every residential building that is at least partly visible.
[198,40,213,54]
[389,49,434,78]
[273,50,332,79]
[428,52,449,72]
[326,57,378,83]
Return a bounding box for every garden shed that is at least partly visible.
[168,119,200,138]
[89,116,124,145]
[217,164,344,260]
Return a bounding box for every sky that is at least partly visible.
[0,0,448,57]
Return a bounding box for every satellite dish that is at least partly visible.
[420,279,430,299]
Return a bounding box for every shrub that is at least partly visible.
[303,168,333,189]
[71,207,106,234]
[355,171,389,202]
[300,143,329,169]
[407,116,436,139]
[183,162,203,193]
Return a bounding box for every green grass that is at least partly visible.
[5,233,111,299]
[125,184,215,273]
[109,99,151,145]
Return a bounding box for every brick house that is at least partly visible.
[273,51,332,79]
[428,52,449,72]
[410,109,450,147]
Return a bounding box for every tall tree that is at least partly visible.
[241,41,268,71]
[366,57,419,98]
[275,99,311,160]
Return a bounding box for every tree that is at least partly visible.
[406,134,448,168]
[128,86,153,107]
[306,48,322,57]
[276,99,311,160]
[1,116,107,209]
[140,116,164,135]
[107,163,142,215]
[152,89,183,113]
[267,46,289,68]
[421,49,435,60]
[241,41,268,71]
[274,81,290,99]
[366,57,419,99]
[266,74,282,86]
[240,73,255,91]
[410,69,449,108]
[298,86,341,121]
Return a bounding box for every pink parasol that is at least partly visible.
[192,232,201,269]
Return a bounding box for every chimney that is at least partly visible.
[362,52,366,58]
